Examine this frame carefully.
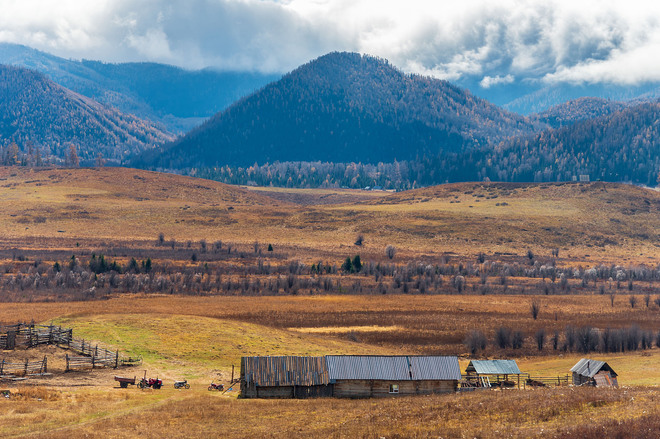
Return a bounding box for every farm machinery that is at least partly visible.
[115,371,162,389]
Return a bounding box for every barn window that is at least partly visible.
[389,384,399,394]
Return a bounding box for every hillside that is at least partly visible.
[0,65,174,164]
[0,43,277,133]
[1,167,659,262]
[532,97,632,128]
[481,101,660,185]
[137,52,541,169]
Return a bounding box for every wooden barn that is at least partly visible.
[570,359,618,387]
[464,359,523,388]
[240,355,461,399]
[240,356,331,398]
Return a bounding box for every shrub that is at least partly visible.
[530,300,541,320]
[385,245,396,260]
[512,331,524,349]
[495,327,512,349]
[576,326,599,353]
[535,328,546,351]
[629,295,637,308]
[464,330,487,355]
[354,234,364,246]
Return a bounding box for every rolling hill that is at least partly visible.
[0,43,277,133]
[136,52,541,169]
[0,65,174,164]
[1,167,659,262]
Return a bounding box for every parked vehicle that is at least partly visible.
[137,371,162,389]
[174,380,190,389]
[208,381,224,391]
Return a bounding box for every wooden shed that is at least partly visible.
[240,355,461,399]
[570,359,618,387]
[464,359,523,388]
[240,356,331,398]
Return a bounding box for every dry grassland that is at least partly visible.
[1,167,659,438]
[2,167,660,262]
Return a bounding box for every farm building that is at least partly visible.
[570,359,618,387]
[240,355,461,398]
[464,359,523,388]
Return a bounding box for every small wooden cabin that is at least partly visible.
[570,359,618,387]
[464,359,523,388]
[240,355,461,398]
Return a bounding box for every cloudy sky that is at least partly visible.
[1,0,659,87]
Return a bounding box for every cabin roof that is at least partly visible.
[570,358,617,378]
[325,355,461,381]
[465,359,522,375]
[242,355,461,386]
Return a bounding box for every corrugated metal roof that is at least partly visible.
[242,356,329,386]
[465,360,522,375]
[242,355,461,385]
[326,356,411,380]
[570,358,616,378]
[409,356,462,380]
[326,355,461,381]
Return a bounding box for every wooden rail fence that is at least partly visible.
[0,322,140,372]
[0,356,48,377]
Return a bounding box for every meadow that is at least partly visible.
[1,166,659,437]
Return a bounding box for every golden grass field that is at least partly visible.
[1,166,659,437]
[1,167,660,263]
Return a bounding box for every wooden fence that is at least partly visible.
[65,352,119,371]
[0,323,72,350]
[0,322,140,371]
[0,356,48,377]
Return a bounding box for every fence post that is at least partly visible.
[65,354,69,372]
[68,329,72,348]
[24,358,28,376]
[95,345,98,357]
[81,339,85,355]
[0,359,4,375]
[92,356,96,369]
[115,350,119,369]
[43,355,47,374]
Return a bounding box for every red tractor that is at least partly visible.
[137,371,162,389]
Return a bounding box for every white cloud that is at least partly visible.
[480,74,515,89]
[0,0,659,85]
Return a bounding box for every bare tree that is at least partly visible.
[464,330,487,355]
[643,294,650,308]
[385,245,396,260]
[629,295,637,309]
[530,299,541,320]
[157,233,165,246]
[354,234,364,246]
[535,328,546,351]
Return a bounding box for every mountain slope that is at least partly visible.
[474,101,660,185]
[137,52,541,169]
[532,97,632,128]
[0,43,277,133]
[0,65,174,164]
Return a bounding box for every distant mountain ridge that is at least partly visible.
[0,43,277,133]
[0,64,174,164]
[136,52,542,169]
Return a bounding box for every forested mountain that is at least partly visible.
[0,43,277,133]
[137,52,540,169]
[532,97,632,128]
[0,65,174,164]
[195,101,660,189]
[498,82,660,115]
